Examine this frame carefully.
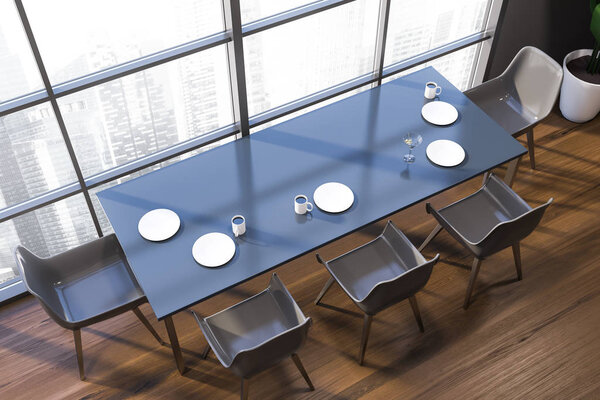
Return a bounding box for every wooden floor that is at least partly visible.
[1,111,599,400]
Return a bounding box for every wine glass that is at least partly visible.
[402,132,423,163]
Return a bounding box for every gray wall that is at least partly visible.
[485,0,594,79]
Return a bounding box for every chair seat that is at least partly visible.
[327,236,410,302]
[55,260,144,323]
[202,288,299,364]
[438,182,531,244]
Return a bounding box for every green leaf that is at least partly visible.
[592,4,600,42]
[592,0,600,13]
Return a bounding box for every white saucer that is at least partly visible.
[313,182,354,213]
[421,101,459,125]
[138,209,180,241]
[192,233,236,267]
[426,140,466,167]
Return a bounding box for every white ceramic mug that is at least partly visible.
[231,215,246,237]
[294,195,313,215]
[424,81,442,99]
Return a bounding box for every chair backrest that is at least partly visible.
[475,198,553,257]
[502,46,563,121]
[224,273,311,378]
[358,222,439,315]
[14,246,67,323]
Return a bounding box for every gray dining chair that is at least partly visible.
[314,221,439,365]
[191,273,313,400]
[420,174,552,309]
[465,46,563,169]
[13,234,164,380]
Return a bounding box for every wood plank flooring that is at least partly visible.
[1,111,599,399]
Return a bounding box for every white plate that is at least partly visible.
[426,140,466,167]
[192,232,236,267]
[421,101,459,126]
[138,209,180,241]
[313,182,354,213]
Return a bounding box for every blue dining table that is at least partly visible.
[98,67,526,373]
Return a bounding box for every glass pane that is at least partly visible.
[241,0,314,24]
[385,0,488,66]
[244,0,379,116]
[0,102,78,208]
[0,194,98,285]
[383,44,481,91]
[89,135,235,234]
[59,46,233,178]
[23,0,224,84]
[0,0,43,102]
[250,84,372,133]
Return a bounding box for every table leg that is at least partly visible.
[504,156,521,188]
[164,315,186,375]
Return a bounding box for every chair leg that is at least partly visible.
[241,378,249,400]
[201,344,212,359]
[526,129,535,169]
[513,243,523,281]
[504,156,521,188]
[73,329,85,381]
[482,171,489,185]
[358,314,373,365]
[464,257,483,310]
[408,296,424,332]
[132,307,165,345]
[314,276,335,305]
[418,224,443,252]
[291,353,315,391]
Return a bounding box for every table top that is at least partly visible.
[98,67,526,320]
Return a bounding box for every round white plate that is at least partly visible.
[192,232,236,267]
[313,182,354,213]
[138,209,180,241]
[421,101,459,126]
[426,140,466,167]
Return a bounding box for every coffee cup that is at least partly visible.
[231,215,246,237]
[424,81,442,99]
[294,195,313,215]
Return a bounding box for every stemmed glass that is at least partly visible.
[402,132,423,163]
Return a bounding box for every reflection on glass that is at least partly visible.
[59,46,233,178]
[385,0,488,67]
[243,0,379,116]
[23,0,224,84]
[241,0,314,24]
[0,103,78,208]
[0,194,97,285]
[0,1,43,102]
[383,44,482,91]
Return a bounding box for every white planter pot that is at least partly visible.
[559,49,600,123]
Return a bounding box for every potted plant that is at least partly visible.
[559,0,600,122]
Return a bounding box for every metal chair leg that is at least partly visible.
[241,378,249,400]
[419,224,443,252]
[73,329,85,381]
[358,314,373,365]
[132,307,165,345]
[464,257,482,309]
[291,353,315,390]
[408,296,424,332]
[526,129,536,169]
[314,276,335,305]
[513,242,523,280]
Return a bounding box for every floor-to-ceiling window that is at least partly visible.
[0,0,502,300]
